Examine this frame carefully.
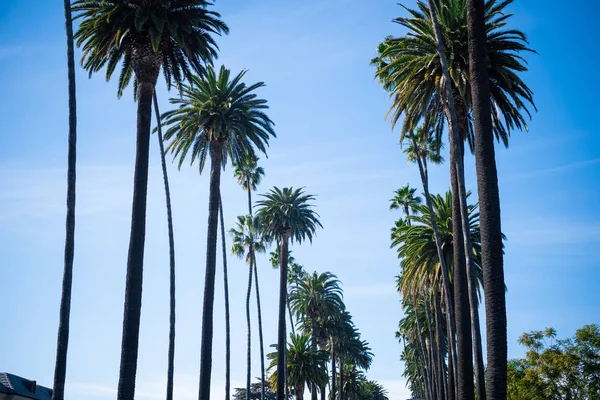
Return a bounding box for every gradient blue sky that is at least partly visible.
[1,1,599,399]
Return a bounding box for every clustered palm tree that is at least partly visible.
[372,0,534,399]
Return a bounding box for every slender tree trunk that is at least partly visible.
[339,356,345,400]
[467,1,508,399]
[434,294,448,400]
[117,79,155,400]
[276,235,290,400]
[310,322,319,400]
[416,316,432,400]
[427,1,476,398]
[450,135,475,400]
[198,142,223,400]
[245,247,253,400]
[409,131,458,392]
[52,2,77,398]
[444,286,456,400]
[424,300,440,400]
[219,197,231,400]
[330,340,336,400]
[287,298,295,335]
[252,252,266,400]
[153,92,177,400]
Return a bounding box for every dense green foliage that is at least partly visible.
[507,325,600,400]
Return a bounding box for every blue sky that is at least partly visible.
[1,0,599,399]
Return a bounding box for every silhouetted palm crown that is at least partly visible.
[389,184,422,213]
[230,215,269,265]
[256,187,322,242]
[73,0,228,94]
[234,154,265,192]
[162,66,276,168]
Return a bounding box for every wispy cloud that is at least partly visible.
[503,157,600,183]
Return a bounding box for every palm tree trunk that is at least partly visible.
[219,197,231,400]
[198,141,223,400]
[427,1,476,398]
[310,322,319,400]
[252,252,266,400]
[330,340,336,400]
[52,2,77,399]
[287,298,295,335]
[415,314,432,400]
[117,79,154,400]
[434,294,448,400]
[467,1,507,399]
[424,300,440,400]
[153,92,177,400]
[245,248,253,400]
[339,356,345,400]
[444,287,456,400]
[409,131,458,393]
[453,108,487,400]
[276,235,290,400]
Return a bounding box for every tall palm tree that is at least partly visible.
[256,187,322,400]
[467,1,507,399]
[231,214,269,400]
[52,2,77,399]
[73,3,227,399]
[163,66,275,400]
[390,184,422,224]
[152,92,177,400]
[234,154,267,400]
[290,272,344,400]
[267,333,329,400]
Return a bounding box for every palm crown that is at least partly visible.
[389,184,422,214]
[230,215,269,265]
[73,0,228,95]
[256,187,322,242]
[162,66,276,170]
[372,0,535,146]
[234,154,265,192]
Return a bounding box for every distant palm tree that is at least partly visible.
[256,187,322,400]
[163,66,275,400]
[267,333,329,400]
[231,214,269,400]
[73,2,227,398]
[389,184,422,223]
[52,2,77,399]
[234,154,267,400]
[290,272,344,400]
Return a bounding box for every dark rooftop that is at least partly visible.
[0,373,52,400]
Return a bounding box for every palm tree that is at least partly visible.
[152,92,177,400]
[467,1,507,399]
[267,333,329,400]
[389,184,422,223]
[290,272,344,400]
[231,214,269,400]
[234,154,267,400]
[52,2,77,399]
[256,187,322,400]
[163,66,275,400]
[73,3,227,399]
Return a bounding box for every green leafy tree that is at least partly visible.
[72,2,227,399]
[163,66,275,400]
[507,325,600,400]
[389,184,422,222]
[52,1,77,399]
[256,187,322,400]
